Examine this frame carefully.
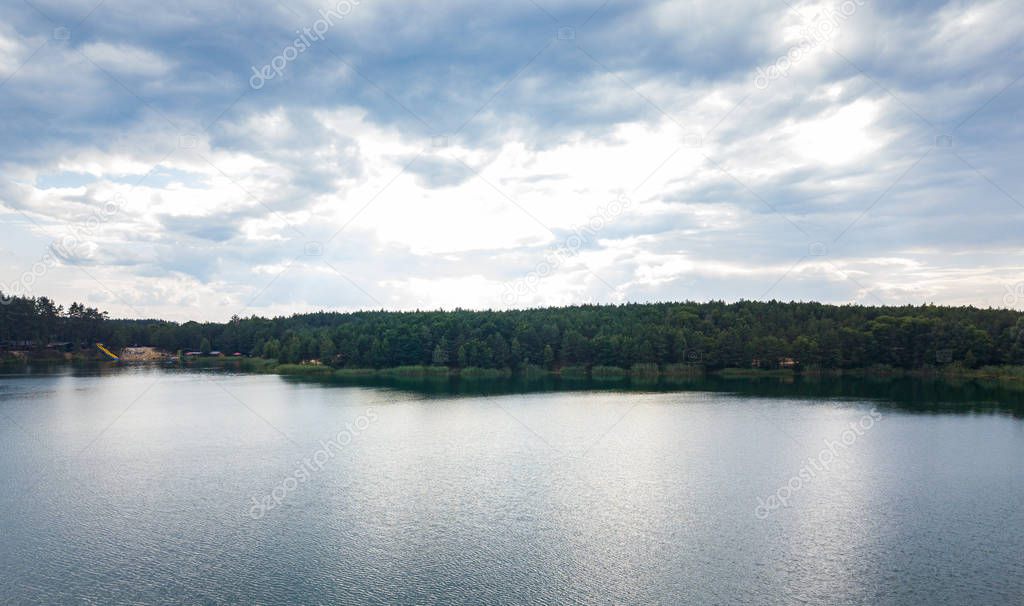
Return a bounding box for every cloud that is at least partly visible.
[79,42,176,77]
[0,0,1021,321]
[402,154,475,189]
[159,213,241,242]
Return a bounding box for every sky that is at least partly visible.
[0,0,1022,322]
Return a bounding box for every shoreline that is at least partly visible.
[6,357,1024,415]
[7,354,1024,386]
[191,359,1024,385]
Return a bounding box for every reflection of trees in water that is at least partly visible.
[8,364,1024,417]
[286,372,1024,418]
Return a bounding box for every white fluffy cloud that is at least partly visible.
[0,0,1022,320]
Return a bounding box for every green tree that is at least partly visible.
[318,334,336,361]
[542,344,555,369]
[432,343,448,366]
[284,335,302,364]
[263,338,281,360]
[509,337,523,368]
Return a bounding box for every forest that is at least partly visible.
[2,291,1023,372]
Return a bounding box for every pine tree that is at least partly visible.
[319,334,336,361]
[542,344,555,369]
[432,341,448,366]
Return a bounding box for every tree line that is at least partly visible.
[0,296,107,348]
[2,291,1023,370]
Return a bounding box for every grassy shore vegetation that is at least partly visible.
[559,365,590,379]
[165,359,1024,389]
[591,365,629,380]
[3,291,1024,381]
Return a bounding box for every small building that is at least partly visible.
[1,340,36,350]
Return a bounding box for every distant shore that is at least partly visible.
[9,352,1022,388]
[185,357,1024,384]
[270,362,1024,386]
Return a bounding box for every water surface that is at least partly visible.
[1,367,1022,604]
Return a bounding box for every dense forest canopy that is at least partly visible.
[2,291,1023,370]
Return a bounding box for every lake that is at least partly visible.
[1,366,1022,604]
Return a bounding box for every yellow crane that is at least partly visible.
[96,343,119,360]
